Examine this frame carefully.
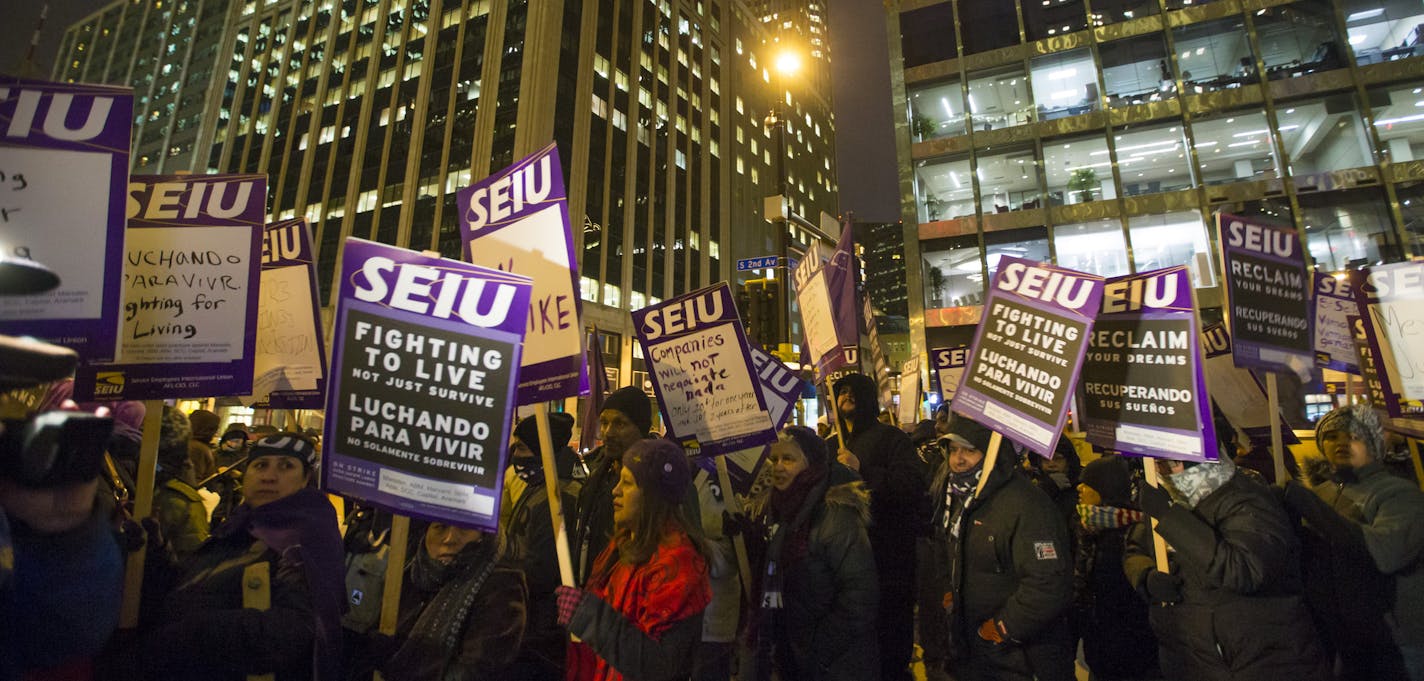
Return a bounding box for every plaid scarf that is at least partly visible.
[1076,504,1142,532]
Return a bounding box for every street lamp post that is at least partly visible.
[765,49,801,358]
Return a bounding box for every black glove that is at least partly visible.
[1136,480,1173,519]
[140,516,167,553]
[1144,569,1183,604]
[722,510,757,538]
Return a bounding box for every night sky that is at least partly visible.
[1,0,900,222]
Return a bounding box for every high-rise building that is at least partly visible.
[889,0,1424,420]
[55,0,837,388]
[858,219,909,318]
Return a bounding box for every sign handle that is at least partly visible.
[371,514,410,681]
[1266,373,1286,484]
[533,403,577,588]
[714,454,755,602]
[827,382,852,464]
[972,432,1003,499]
[1141,462,1171,572]
[119,399,165,628]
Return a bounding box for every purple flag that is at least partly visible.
[1080,266,1216,462]
[579,327,609,452]
[951,256,1105,459]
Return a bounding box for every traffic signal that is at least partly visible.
[739,279,781,349]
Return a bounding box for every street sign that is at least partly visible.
[737,255,781,271]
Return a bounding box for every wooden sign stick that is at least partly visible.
[972,432,1002,499]
[714,454,755,602]
[1142,462,1171,571]
[372,514,410,681]
[1266,373,1286,484]
[533,403,576,588]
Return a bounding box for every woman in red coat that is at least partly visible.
[556,438,711,681]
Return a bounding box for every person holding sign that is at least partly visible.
[931,416,1075,681]
[558,438,711,681]
[1124,456,1330,681]
[827,373,926,681]
[1280,404,1424,680]
[139,434,345,681]
[741,426,879,681]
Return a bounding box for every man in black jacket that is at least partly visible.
[827,373,927,681]
[934,416,1074,681]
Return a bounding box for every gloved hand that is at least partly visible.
[722,510,754,538]
[977,618,1009,644]
[140,516,167,553]
[1144,569,1184,604]
[555,585,587,627]
[1135,480,1173,519]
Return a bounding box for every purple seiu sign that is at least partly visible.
[72,174,266,401]
[322,238,532,531]
[458,143,588,405]
[1216,213,1312,379]
[792,235,859,377]
[932,345,970,403]
[256,218,327,410]
[633,282,778,457]
[0,78,133,361]
[1080,266,1216,462]
[697,346,803,497]
[1199,322,1300,447]
[952,256,1104,459]
[1313,272,1360,375]
[1348,314,1392,411]
[1350,264,1424,418]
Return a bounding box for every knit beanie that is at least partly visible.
[157,407,192,473]
[1080,455,1133,507]
[108,400,146,444]
[220,428,248,445]
[602,386,653,435]
[780,425,828,471]
[513,412,575,457]
[1315,403,1386,462]
[249,433,320,470]
[621,438,691,504]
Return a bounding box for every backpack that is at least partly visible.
[340,506,391,634]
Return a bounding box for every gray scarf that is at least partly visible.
[1167,458,1237,508]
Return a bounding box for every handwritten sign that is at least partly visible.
[791,247,840,372]
[898,356,921,426]
[459,143,587,404]
[952,256,1105,458]
[72,175,266,400]
[1080,266,1215,462]
[932,345,970,403]
[1351,263,1424,417]
[322,238,532,530]
[1216,213,1312,378]
[249,218,327,409]
[1313,272,1359,374]
[697,346,803,496]
[0,78,133,360]
[633,282,777,457]
[1200,322,1300,446]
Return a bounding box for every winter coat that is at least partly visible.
[1073,512,1159,680]
[754,480,880,681]
[572,445,621,585]
[1123,471,1330,681]
[153,478,210,559]
[944,455,1075,681]
[506,469,580,676]
[566,530,711,681]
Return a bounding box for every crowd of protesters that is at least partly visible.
[6,349,1424,681]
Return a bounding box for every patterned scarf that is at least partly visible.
[386,538,499,672]
[1076,504,1142,532]
[1167,458,1237,508]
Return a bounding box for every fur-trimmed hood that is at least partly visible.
[822,480,872,526]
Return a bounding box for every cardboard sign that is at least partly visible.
[1351,264,1424,417]
[697,346,803,495]
[633,282,777,457]
[952,257,1105,458]
[898,356,921,426]
[1080,266,1215,462]
[459,143,587,404]
[1349,315,1391,411]
[322,238,532,530]
[863,296,895,408]
[932,345,970,403]
[1313,272,1359,375]
[1216,213,1312,378]
[0,78,133,360]
[792,244,841,373]
[1200,322,1300,446]
[72,175,266,400]
[251,219,327,409]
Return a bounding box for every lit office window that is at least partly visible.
[908,78,965,141]
[1029,49,1099,121]
[1114,120,1193,196]
[1091,0,1159,27]
[1173,18,1256,93]
[1342,0,1424,64]
[1299,188,1403,270]
[1043,133,1115,205]
[1054,219,1130,276]
[1191,109,1279,185]
[1128,211,1215,286]
[1254,1,1345,80]
[1023,0,1088,42]
[921,235,984,309]
[985,227,1050,273]
[1100,34,1173,108]
[966,65,1033,132]
[1369,81,1424,163]
[1280,97,1373,178]
[975,145,1043,212]
[914,154,976,222]
[1394,181,1424,256]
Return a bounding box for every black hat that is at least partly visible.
[602,386,653,434]
[514,412,575,457]
[1081,455,1133,507]
[249,433,319,469]
[622,439,691,504]
[220,428,249,444]
[938,415,994,454]
[780,425,829,470]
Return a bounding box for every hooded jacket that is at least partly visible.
[1124,467,1330,681]
[827,374,926,557]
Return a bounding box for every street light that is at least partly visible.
[774,50,801,77]
[764,48,800,358]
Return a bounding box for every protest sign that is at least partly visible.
[72,175,266,400]
[952,256,1104,459]
[251,218,327,409]
[1351,264,1424,417]
[1349,315,1392,410]
[932,345,970,403]
[459,143,587,404]
[697,346,802,496]
[1216,213,1312,378]
[633,282,777,457]
[1199,322,1300,445]
[322,238,533,530]
[1080,266,1215,462]
[1313,272,1359,375]
[862,296,895,408]
[792,226,858,376]
[899,356,921,425]
[0,78,133,360]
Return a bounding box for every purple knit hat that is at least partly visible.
[622,438,691,504]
